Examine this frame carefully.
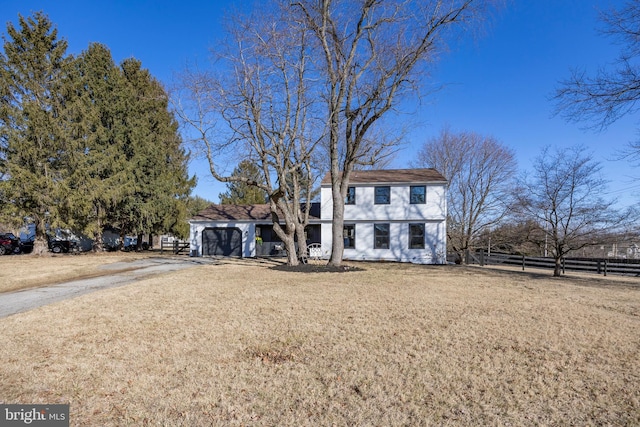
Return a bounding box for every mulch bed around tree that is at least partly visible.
[270,262,364,273]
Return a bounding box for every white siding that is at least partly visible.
[336,221,446,264]
[189,177,447,264]
[320,186,334,220]
[320,223,334,259]
[320,183,447,264]
[321,184,446,222]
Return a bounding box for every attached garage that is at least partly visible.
[202,227,242,257]
[189,204,322,258]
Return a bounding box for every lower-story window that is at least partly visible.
[409,223,425,249]
[374,223,390,249]
[344,224,356,249]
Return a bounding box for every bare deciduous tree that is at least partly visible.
[515,145,624,277]
[554,0,640,161]
[293,0,493,266]
[415,127,516,262]
[173,6,323,265]
[475,219,546,256]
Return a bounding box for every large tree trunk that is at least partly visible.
[329,181,345,266]
[295,223,308,261]
[273,224,297,265]
[327,101,346,267]
[92,210,104,252]
[270,196,299,266]
[282,233,298,265]
[32,216,49,256]
[328,157,355,266]
[92,231,104,252]
[33,236,48,255]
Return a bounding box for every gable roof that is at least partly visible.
[192,204,272,222]
[191,203,321,222]
[320,168,447,185]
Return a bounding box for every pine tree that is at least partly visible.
[0,12,71,254]
[186,195,214,216]
[113,59,194,245]
[1,13,194,252]
[61,43,132,250]
[219,160,268,204]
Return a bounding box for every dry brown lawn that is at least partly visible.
[0,260,638,426]
[0,252,156,293]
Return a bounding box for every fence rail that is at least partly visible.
[469,251,640,277]
[160,239,190,255]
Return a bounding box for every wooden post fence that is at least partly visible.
[475,250,640,277]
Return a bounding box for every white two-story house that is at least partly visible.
[319,168,447,264]
[189,168,447,264]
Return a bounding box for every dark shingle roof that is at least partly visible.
[191,204,272,221]
[321,168,447,185]
[191,203,321,222]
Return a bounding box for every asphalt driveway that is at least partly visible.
[0,256,217,318]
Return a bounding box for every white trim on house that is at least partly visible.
[188,168,447,264]
[318,174,447,264]
[189,221,256,258]
[319,220,446,264]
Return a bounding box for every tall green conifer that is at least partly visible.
[219,160,268,204]
[1,13,194,251]
[62,43,131,250]
[114,59,194,244]
[0,12,70,253]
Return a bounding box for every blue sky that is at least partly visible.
[1,0,638,207]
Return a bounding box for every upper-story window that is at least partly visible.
[374,186,391,204]
[345,187,356,205]
[410,186,426,204]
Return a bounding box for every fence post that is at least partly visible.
[480,250,485,266]
[465,250,470,265]
[597,260,601,274]
[522,255,525,271]
[604,259,608,277]
[562,258,565,275]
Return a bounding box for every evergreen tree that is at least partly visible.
[63,48,194,247]
[0,13,194,251]
[113,58,194,245]
[186,195,214,216]
[0,12,70,254]
[61,43,132,250]
[219,160,268,204]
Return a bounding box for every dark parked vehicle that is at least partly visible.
[20,239,34,254]
[47,234,77,253]
[0,233,21,255]
[14,234,77,254]
[14,223,85,254]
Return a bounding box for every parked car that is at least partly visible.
[19,238,34,254]
[17,234,77,254]
[47,234,77,254]
[0,232,21,255]
[122,236,150,251]
[122,236,137,252]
